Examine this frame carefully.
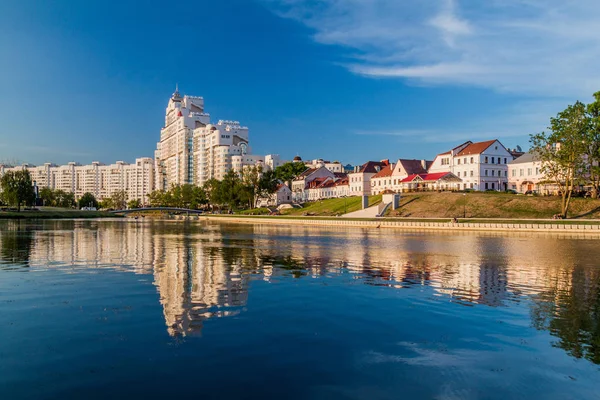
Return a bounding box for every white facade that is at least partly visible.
[265,154,288,171]
[304,159,344,173]
[428,140,513,191]
[349,160,390,196]
[1,158,154,204]
[155,88,210,190]
[508,153,547,193]
[193,120,250,184]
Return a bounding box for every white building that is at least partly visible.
[303,158,344,173]
[193,120,250,185]
[348,160,391,196]
[0,158,154,204]
[428,140,513,191]
[291,166,336,202]
[265,154,288,171]
[256,184,292,207]
[508,152,552,194]
[155,87,210,190]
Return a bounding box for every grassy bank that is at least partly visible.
[386,192,600,219]
[0,207,120,219]
[272,192,600,219]
[280,195,382,216]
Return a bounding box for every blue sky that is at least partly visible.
[1,0,599,166]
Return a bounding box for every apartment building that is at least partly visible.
[0,158,154,204]
[428,140,513,191]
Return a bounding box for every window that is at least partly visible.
[491,170,495,176]
[470,183,474,189]
[535,167,539,175]
[464,158,467,164]
[512,169,516,177]
[470,157,474,163]
[485,170,488,176]
[504,158,507,164]
[457,159,461,165]
[485,182,489,189]
[441,158,449,165]
[527,168,532,176]
[485,156,488,163]
[504,171,507,177]
[519,169,524,177]
[491,182,495,189]
[457,171,461,177]
[470,170,474,177]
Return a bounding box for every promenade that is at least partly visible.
[202,215,600,234]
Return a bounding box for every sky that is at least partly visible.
[1,0,599,166]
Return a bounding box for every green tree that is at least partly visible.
[78,192,99,209]
[127,199,141,209]
[203,178,223,208]
[0,170,36,211]
[111,190,127,210]
[54,189,75,208]
[38,187,55,207]
[586,91,600,198]
[274,162,307,188]
[530,101,589,218]
[257,169,279,205]
[147,190,167,207]
[240,166,262,208]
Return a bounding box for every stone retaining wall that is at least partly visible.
[201,216,600,234]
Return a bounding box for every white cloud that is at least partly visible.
[263,0,600,97]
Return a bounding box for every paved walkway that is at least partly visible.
[343,202,390,218]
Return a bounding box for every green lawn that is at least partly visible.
[0,207,119,219]
[281,195,382,216]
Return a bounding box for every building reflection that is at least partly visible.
[0,220,598,363]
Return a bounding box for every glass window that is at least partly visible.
[520,169,524,176]
[512,169,516,177]
[485,156,488,163]
[485,170,488,176]
[457,159,461,165]
[470,157,474,163]
[470,170,474,177]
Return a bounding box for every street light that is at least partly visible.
[463,193,466,218]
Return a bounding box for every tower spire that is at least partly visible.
[172,83,181,101]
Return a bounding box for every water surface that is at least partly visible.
[0,219,599,399]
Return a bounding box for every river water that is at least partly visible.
[0,219,599,399]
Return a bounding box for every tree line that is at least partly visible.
[530,91,600,217]
[0,162,308,212]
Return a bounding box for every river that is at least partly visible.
[0,219,599,399]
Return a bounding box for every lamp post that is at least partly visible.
[463,193,466,218]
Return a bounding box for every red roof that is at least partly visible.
[456,140,497,156]
[372,163,394,178]
[400,172,456,183]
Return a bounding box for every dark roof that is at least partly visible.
[397,159,430,175]
[509,152,539,164]
[353,160,389,174]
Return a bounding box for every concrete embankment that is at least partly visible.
[201,215,600,234]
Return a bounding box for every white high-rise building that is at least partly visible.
[0,158,154,204]
[155,87,210,190]
[155,89,254,188]
[193,120,250,185]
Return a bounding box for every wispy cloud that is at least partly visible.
[263,0,600,97]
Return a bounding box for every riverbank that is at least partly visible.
[281,192,600,219]
[0,209,121,219]
[203,214,600,233]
